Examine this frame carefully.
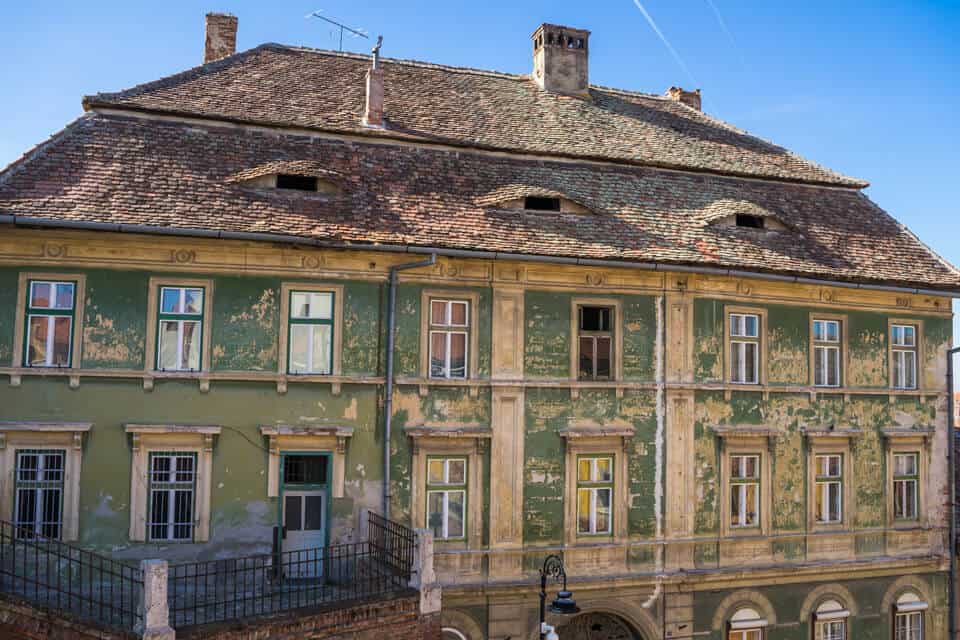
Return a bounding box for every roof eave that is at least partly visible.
[1,214,954,297]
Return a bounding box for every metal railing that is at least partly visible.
[0,520,142,633]
[368,510,415,578]
[167,512,417,629]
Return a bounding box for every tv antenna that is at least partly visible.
[306,10,369,51]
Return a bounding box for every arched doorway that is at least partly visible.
[557,612,641,640]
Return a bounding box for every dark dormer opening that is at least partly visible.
[276,174,319,192]
[524,196,561,211]
[736,214,765,229]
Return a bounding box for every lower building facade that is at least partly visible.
[0,232,952,639]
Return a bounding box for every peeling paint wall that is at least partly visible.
[694,390,940,538]
[211,277,277,371]
[0,267,18,365]
[522,387,658,543]
[0,378,381,561]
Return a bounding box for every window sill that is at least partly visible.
[0,368,943,402]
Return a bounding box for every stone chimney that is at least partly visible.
[204,12,238,63]
[531,24,590,97]
[665,86,702,111]
[363,36,385,127]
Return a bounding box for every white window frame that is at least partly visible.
[730,454,760,529]
[146,452,197,542]
[13,449,66,540]
[426,457,467,540]
[819,620,845,640]
[144,277,213,377]
[126,424,218,543]
[891,324,918,390]
[0,422,89,542]
[813,319,842,388]
[729,313,760,384]
[576,455,614,536]
[287,290,335,375]
[25,280,76,368]
[893,452,919,521]
[815,454,843,524]
[13,273,87,371]
[156,286,204,372]
[895,611,923,640]
[428,299,470,380]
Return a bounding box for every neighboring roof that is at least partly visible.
[83,44,865,188]
[2,114,958,292]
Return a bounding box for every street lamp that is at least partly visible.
[539,554,579,640]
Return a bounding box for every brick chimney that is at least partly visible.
[204,12,238,63]
[363,36,385,128]
[531,24,590,97]
[665,86,702,111]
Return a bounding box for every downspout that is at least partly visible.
[383,254,437,520]
[948,347,959,640]
[643,294,666,609]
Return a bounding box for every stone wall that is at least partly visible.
[178,593,439,640]
[0,594,135,640]
[0,591,440,640]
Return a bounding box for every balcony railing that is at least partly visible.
[167,511,417,629]
[0,520,143,633]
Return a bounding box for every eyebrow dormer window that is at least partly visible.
[524,196,561,211]
[276,174,320,192]
[736,214,765,229]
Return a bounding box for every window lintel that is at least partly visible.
[881,427,934,443]
[125,424,221,436]
[711,424,777,440]
[559,424,635,440]
[801,425,860,442]
[0,421,91,434]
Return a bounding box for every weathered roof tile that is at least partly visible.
[1,114,957,291]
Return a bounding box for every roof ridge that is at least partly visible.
[273,43,676,98]
[80,42,868,189]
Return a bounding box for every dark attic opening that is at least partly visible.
[276,174,320,191]
[735,214,765,229]
[524,196,561,211]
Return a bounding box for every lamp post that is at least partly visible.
[539,554,580,640]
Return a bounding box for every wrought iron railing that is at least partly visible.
[167,512,417,629]
[0,520,142,633]
[367,510,415,578]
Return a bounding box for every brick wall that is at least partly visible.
[0,594,135,640]
[179,592,441,640]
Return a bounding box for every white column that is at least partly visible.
[411,528,441,616]
[138,559,175,640]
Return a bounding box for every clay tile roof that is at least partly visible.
[83,44,866,188]
[225,160,341,184]
[1,114,958,292]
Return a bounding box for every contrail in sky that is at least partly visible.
[631,0,699,89]
[703,0,747,69]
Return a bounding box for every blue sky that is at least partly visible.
[2,0,958,332]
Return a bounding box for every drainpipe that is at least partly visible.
[642,294,666,610]
[948,347,959,640]
[383,254,437,520]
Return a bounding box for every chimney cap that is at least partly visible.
[531,23,591,39]
[665,86,702,111]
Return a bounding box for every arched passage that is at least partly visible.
[557,611,644,640]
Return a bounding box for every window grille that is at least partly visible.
[147,452,197,541]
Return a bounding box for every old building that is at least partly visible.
[0,12,957,640]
